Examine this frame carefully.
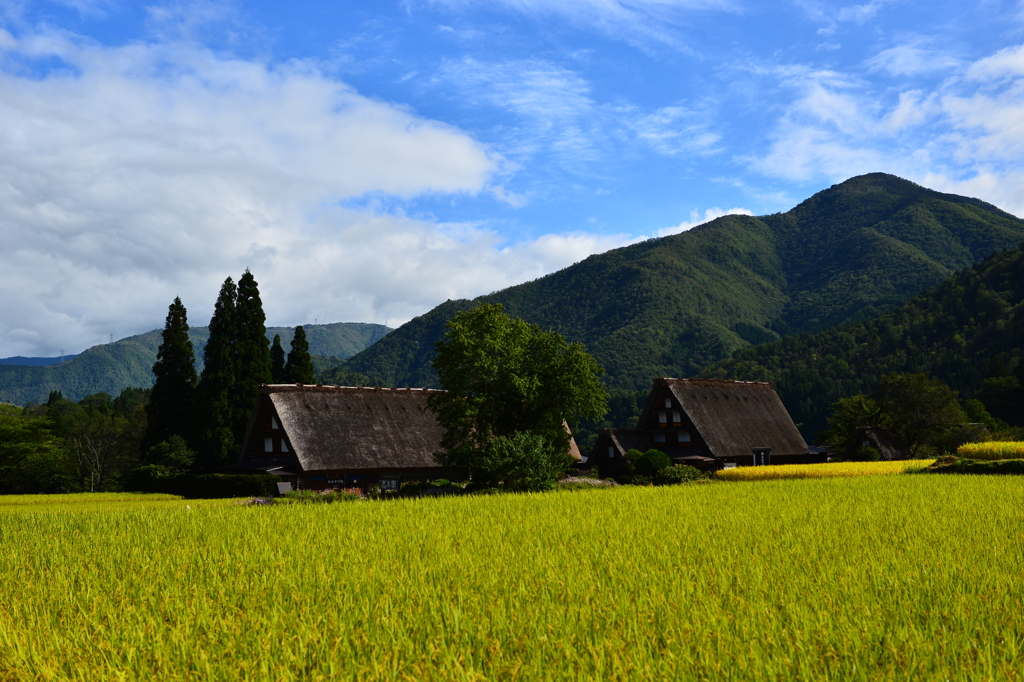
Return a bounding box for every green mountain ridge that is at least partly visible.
[704,240,1024,438]
[0,322,391,405]
[342,173,1024,391]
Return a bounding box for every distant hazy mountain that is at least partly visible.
[0,322,391,405]
[0,356,77,367]
[341,173,1024,391]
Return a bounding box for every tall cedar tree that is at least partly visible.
[197,277,237,469]
[270,334,286,383]
[143,297,197,453]
[284,326,317,384]
[231,270,272,445]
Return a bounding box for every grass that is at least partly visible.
[714,459,933,481]
[958,441,1024,461]
[0,492,233,514]
[1,477,1022,680]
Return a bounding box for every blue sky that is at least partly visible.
[2,0,1023,357]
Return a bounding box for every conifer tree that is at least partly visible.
[196,277,237,469]
[270,334,286,383]
[144,297,197,453]
[284,325,317,384]
[231,269,272,443]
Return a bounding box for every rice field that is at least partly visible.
[1,476,1022,681]
[715,459,933,481]
[958,441,1024,461]
[0,492,232,514]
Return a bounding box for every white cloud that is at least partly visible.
[0,31,633,357]
[966,43,1024,81]
[437,57,723,170]
[866,43,960,76]
[836,0,889,23]
[425,0,739,51]
[750,45,1024,217]
[656,207,753,236]
[628,104,721,155]
[437,57,597,161]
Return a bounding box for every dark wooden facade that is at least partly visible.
[591,378,823,472]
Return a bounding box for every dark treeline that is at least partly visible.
[0,388,148,494]
[705,242,1024,438]
[0,270,317,494]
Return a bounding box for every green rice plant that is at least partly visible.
[957,441,1024,461]
[715,459,932,481]
[0,477,1022,680]
[0,492,198,514]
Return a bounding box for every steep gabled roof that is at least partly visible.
[254,384,447,471]
[641,378,808,458]
[603,428,654,455]
[847,426,909,461]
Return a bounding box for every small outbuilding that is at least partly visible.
[591,377,819,472]
[845,426,910,461]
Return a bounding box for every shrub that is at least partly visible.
[278,488,363,504]
[128,473,278,499]
[635,450,672,478]
[850,446,882,462]
[927,456,1024,476]
[956,441,1024,461]
[654,464,707,485]
[478,433,571,492]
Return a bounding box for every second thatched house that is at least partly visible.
[591,378,817,472]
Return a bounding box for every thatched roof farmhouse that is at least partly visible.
[236,384,582,491]
[591,378,816,471]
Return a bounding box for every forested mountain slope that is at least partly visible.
[0,322,391,405]
[705,242,1024,437]
[343,173,1024,390]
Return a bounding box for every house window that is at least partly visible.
[281,440,289,453]
[271,417,280,430]
[653,433,666,443]
[380,477,400,492]
[664,397,672,408]
[608,446,614,458]
[264,437,273,453]
[672,411,681,425]
[678,431,691,443]
[658,411,667,424]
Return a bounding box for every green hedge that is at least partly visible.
[926,456,1024,476]
[128,472,279,499]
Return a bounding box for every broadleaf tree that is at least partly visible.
[427,303,608,489]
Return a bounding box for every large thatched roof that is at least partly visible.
[641,378,808,458]
[258,385,447,471]
[243,384,583,473]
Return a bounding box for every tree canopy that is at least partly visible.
[427,303,607,488]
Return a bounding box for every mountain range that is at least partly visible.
[705,240,1024,436]
[0,323,391,405]
[6,173,1023,417]
[341,173,1024,391]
